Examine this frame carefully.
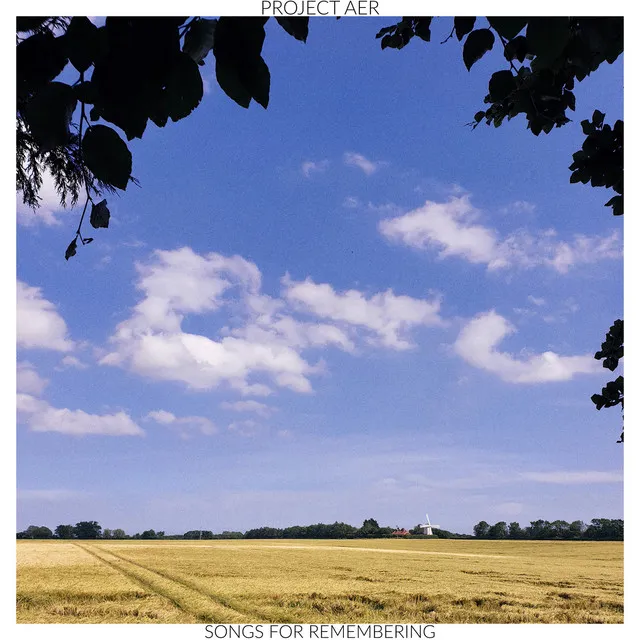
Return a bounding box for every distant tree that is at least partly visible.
[431,528,455,539]
[140,529,157,539]
[584,518,623,540]
[527,520,552,540]
[488,521,508,539]
[568,520,585,540]
[358,518,382,538]
[54,524,74,539]
[102,528,112,539]
[282,525,309,539]
[18,525,53,539]
[507,522,525,539]
[473,521,490,538]
[409,524,423,535]
[73,521,102,539]
[549,520,571,540]
[244,527,283,539]
[111,528,126,539]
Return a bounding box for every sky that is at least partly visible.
[15,14,624,536]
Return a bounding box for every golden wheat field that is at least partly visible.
[16,538,623,624]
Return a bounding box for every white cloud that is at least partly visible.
[101,248,320,395]
[59,355,88,369]
[521,471,623,484]
[16,170,66,227]
[102,248,442,396]
[282,276,444,350]
[221,400,275,417]
[17,393,143,436]
[527,295,546,307]
[17,362,49,395]
[343,152,384,176]
[17,281,74,352]
[453,310,599,383]
[301,160,329,178]
[379,195,622,273]
[145,410,217,436]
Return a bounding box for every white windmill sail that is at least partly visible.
[420,513,440,536]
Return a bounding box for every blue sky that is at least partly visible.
[15,15,623,535]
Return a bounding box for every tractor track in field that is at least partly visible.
[74,543,266,623]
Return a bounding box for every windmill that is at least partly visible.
[420,513,440,536]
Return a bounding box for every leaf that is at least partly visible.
[592,109,605,128]
[581,119,595,135]
[165,52,204,121]
[605,195,623,216]
[213,17,270,109]
[504,35,529,62]
[83,125,132,190]
[488,70,516,102]
[454,17,476,41]
[90,199,110,228]
[488,17,528,40]
[276,17,309,43]
[463,29,495,71]
[526,18,570,67]
[82,237,94,244]
[64,16,99,72]
[183,18,217,63]
[23,82,77,151]
[65,238,78,261]
[73,81,98,104]
[474,110,485,122]
[17,31,68,98]
[413,18,432,42]
[215,61,252,108]
[244,57,270,109]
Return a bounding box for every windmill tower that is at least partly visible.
[420,513,440,536]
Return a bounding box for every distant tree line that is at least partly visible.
[472,519,623,541]
[16,517,623,541]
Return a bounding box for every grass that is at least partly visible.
[16,538,623,624]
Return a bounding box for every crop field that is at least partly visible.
[16,538,623,624]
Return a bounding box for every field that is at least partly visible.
[16,538,623,624]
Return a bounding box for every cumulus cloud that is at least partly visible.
[453,310,599,383]
[379,195,621,273]
[282,276,444,350]
[17,281,74,351]
[101,247,444,395]
[343,152,385,176]
[301,160,329,177]
[101,248,336,395]
[17,362,49,395]
[145,410,217,436]
[521,471,623,484]
[17,393,143,436]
